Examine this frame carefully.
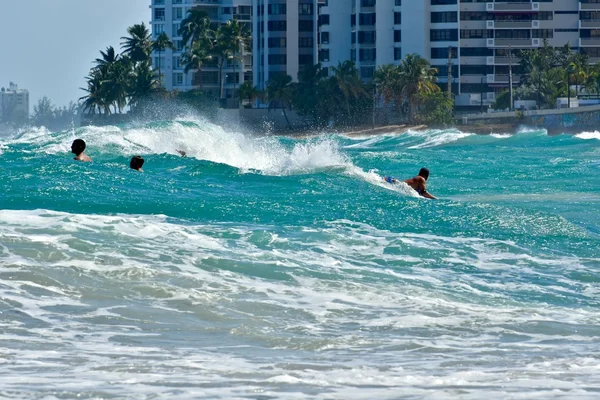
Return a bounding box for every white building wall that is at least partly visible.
[0,83,29,120]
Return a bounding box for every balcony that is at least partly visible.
[494,56,521,65]
[579,37,600,46]
[579,20,600,29]
[487,38,540,47]
[486,74,521,84]
[486,2,539,12]
[455,93,495,107]
[580,2,600,11]
[191,0,220,4]
[487,20,538,29]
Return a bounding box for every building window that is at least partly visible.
[174,40,183,51]
[361,0,376,6]
[460,47,492,57]
[174,8,183,20]
[431,47,457,59]
[299,20,314,32]
[394,12,401,24]
[153,24,165,37]
[299,3,313,15]
[431,0,457,5]
[268,54,287,65]
[394,47,402,60]
[154,8,165,21]
[321,32,330,44]
[268,21,287,31]
[173,56,182,69]
[173,72,184,86]
[394,30,401,42]
[431,29,458,41]
[360,13,376,25]
[268,4,286,15]
[173,23,181,37]
[395,0,402,5]
[319,14,330,25]
[431,12,457,23]
[532,29,553,39]
[299,54,314,65]
[319,49,330,62]
[360,66,375,79]
[460,12,487,21]
[358,31,376,44]
[460,29,492,39]
[299,37,314,48]
[359,48,376,62]
[268,37,286,48]
[154,57,164,69]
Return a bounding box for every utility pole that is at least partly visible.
[447,46,453,100]
[480,76,484,113]
[508,45,513,111]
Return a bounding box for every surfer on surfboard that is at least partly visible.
[384,168,437,199]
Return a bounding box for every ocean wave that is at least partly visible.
[575,131,600,140]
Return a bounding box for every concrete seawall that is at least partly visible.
[460,104,600,134]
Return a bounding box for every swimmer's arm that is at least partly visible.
[422,191,437,200]
[421,181,437,199]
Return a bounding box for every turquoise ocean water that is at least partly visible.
[0,120,599,398]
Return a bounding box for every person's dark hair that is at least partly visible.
[418,167,430,180]
[130,156,145,170]
[71,139,86,155]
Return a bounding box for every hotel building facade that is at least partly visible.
[151,0,600,109]
[319,0,597,109]
[150,0,320,97]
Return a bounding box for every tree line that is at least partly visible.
[78,9,452,128]
[495,40,599,109]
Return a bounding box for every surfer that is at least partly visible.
[130,156,145,172]
[384,168,437,199]
[71,139,92,162]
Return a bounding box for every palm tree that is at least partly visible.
[222,20,250,95]
[80,70,107,115]
[181,40,212,88]
[397,54,439,121]
[212,25,234,99]
[94,46,120,74]
[179,8,213,47]
[237,81,259,107]
[129,60,162,108]
[121,23,152,64]
[101,57,134,114]
[152,31,175,81]
[373,64,401,106]
[267,74,294,129]
[329,61,366,116]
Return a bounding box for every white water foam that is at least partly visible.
[1,209,599,398]
[406,129,473,149]
[575,131,600,140]
[2,120,353,176]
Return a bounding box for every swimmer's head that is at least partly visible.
[130,156,145,171]
[418,167,430,180]
[71,139,86,155]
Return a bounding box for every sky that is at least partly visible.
[0,0,149,112]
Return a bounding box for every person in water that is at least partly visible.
[71,139,92,162]
[130,156,145,172]
[384,168,437,199]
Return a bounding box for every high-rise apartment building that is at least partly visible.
[0,83,29,121]
[150,0,320,98]
[319,0,596,110]
[252,0,319,90]
[150,0,253,98]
